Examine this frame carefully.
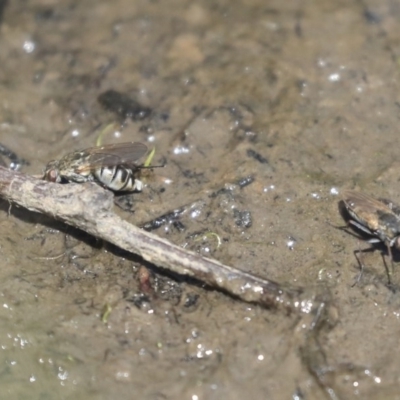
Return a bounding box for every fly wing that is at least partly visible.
[75,142,148,173]
[342,190,394,231]
[343,190,393,214]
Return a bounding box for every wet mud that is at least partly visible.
[1,0,400,399]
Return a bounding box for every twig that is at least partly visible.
[0,166,332,317]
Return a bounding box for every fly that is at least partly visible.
[43,142,150,192]
[340,189,400,284]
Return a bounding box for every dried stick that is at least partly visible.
[0,166,331,316]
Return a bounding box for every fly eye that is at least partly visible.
[45,169,59,182]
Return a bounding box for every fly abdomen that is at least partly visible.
[94,166,142,192]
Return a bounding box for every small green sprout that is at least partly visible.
[101,303,112,323]
[143,146,156,167]
[96,123,118,147]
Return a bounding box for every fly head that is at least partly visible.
[43,160,61,183]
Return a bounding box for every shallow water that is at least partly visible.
[1,0,400,399]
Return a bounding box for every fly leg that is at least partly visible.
[385,244,394,285]
[353,243,393,286]
[352,243,381,286]
[329,221,371,286]
[352,241,366,287]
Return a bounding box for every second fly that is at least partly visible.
[43,142,151,192]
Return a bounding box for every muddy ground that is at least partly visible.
[1,0,400,399]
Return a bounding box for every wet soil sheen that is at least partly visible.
[1,0,400,399]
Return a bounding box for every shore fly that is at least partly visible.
[43,142,150,192]
[340,189,400,283]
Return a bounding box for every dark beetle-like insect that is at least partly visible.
[0,143,28,170]
[340,189,400,283]
[43,142,149,192]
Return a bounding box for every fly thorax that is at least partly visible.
[382,225,394,238]
[378,213,400,238]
